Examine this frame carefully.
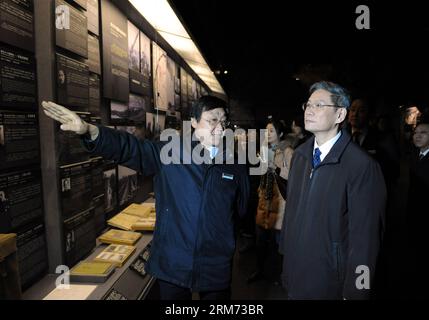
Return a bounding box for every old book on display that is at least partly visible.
[107,212,140,231]
[122,203,154,218]
[131,217,156,231]
[94,244,136,267]
[98,229,141,246]
[70,261,115,283]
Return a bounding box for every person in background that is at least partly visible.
[247,119,292,285]
[406,118,429,299]
[288,114,309,148]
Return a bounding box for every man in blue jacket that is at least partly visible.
[279,81,386,300]
[42,96,250,300]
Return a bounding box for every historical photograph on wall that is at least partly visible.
[146,112,166,140]
[173,64,181,111]
[154,113,166,139]
[0,0,34,52]
[140,31,152,96]
[128,21,140,72]
[101,0,129,102]
[115,127,140,208]
[153,43,175,111]
[0,45,36,109]
[166,56,177,111]
[117,165,138,208]
[187,73,196,110]
[0,168,43,233]
[55,0,88,58]
[128,93,148,124]
[180,68,189,119]
[165,110,181,131]
[110,100,129,124]
[56,53,89,112]
[103,162,117,218]
[0,110,39,170]
[145,112,155,141]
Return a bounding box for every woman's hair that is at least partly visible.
[267,118,286,140]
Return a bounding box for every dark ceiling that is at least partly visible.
[169,0,429,121]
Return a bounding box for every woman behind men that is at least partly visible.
[247,119,294,284]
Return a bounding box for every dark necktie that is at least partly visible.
[353,131,361,145]
[419,153,425,161]
[313,148,322,168]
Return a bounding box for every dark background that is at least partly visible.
[169,0,429,126]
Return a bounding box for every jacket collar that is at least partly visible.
[297,129,352,166]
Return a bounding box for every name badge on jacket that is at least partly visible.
[222,173,234,180]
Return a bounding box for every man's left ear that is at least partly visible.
[191,117,198,129]
[336,109,347,124]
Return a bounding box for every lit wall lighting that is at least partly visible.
[129,0,226,96]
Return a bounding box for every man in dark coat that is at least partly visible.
[41,96,250,300]
[406,120,429,298]
[279,81,386,300]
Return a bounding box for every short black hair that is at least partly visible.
[190,95,229,122]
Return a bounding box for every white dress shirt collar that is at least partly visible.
[313,131,342,162]
[420,147,429,158]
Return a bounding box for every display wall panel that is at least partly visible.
[88,73,101,116]
[57,112,91,165]
[56,53,89,112]
[101,0,129,102]
[71,0,87,10]
[0,45,36,109]
[86,0,99,36]
[91,156,104,199]
[0,110,39,170]
[63,207,96,268]
[0,168,43,233]
[87,33,101,75]
[92,193,106,236]
[59,160,93,220]
[16,222,48,289]
[0,0,34,52]
[55,0,88,58]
